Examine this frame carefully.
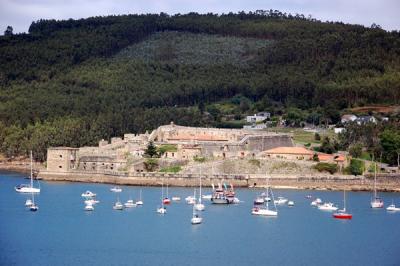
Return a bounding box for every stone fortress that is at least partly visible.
[46,122,293,175]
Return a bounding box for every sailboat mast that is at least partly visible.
[199,168,202,203]
[343,190,346,211]
[30,150,33,188]
[374,161,377,198]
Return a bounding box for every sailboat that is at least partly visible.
[29,190,38,212]
[252,174,277,216]
[333,190,352,219]
[113,195,124,210]
[163,182,171,205]
[124,192,137,208]
[157,179,167,214]
[136,189,143,205]
[191,189,202,224]
[15,151,40,193]
[370,161,384,208]
[194,169,205,211]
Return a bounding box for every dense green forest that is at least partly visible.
[0,11,399,163]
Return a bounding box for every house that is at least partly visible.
[246,112,271,123]
[261,146,314,160]
[334,128,345,134]
[341,114,357,124]
[356,116,377,125]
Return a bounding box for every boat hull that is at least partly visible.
[371,201,384,208]
[251,208,277,216]
[333,213,352,219]
[15,187,40,193]
[191,217,202,224]
[211,198,229,204]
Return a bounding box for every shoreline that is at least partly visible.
[2,163,398,192]
[36,170,400,192]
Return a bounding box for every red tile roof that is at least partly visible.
[264,147,313,155]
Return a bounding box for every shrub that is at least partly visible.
[347,159,365,175]
[144,158,158,171]
[248,159,261,168]
[158,144,178,155]
[314,162,338,174]
[159,166,181,173]
[193,156,206,162]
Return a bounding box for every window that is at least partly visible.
[59,165,62,168]
[59,154,63,158]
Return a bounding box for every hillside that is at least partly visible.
[0,11,399,161]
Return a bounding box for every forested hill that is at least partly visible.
[0,11,400,161]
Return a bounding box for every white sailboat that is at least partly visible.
[15,151,40,193]
[194,169,205,211]
[29,190,38,212]
[252,174,277,216]
[136,189,143,205]
[113,196,124,210]
[370,161,384,208]
[191,189,202,224]
[157,178,167,214]
[125,191,137,208]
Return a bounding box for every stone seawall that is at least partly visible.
[39,170,400,192]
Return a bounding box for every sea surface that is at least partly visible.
[1,170,399,266]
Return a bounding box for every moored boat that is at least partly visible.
[274,196,288,205]
[370,161,384,208]
[333,191,352,219]
[311,198,322,206]
[85,203,94,211]
[124,199,137,208]
[113,196,124,210]
[136,189,143,205]
[386,201,400,211]
[25,199,33,207]
[318,202,338,211]
[254,196,265,205]
[110,186,122,193]
[252,174,278,217]
[81,191,96,198]
[15,151,40,194]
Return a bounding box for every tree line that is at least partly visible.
[0,11,399,161]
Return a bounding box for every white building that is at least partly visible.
[246,112,271,123]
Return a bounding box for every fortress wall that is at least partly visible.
[244,135,294,151]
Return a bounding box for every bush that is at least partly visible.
[158,144,177,155]
[349,143,363,158]
[347,159,365,175]
[159,166,181,173]
[314,133,321,141]
[193,156,206,162]
[314,162,338,174]
[312,153,319,162]
[144,158,158,171]
[248,159,261,168]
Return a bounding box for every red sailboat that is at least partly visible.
[333,190,352,220]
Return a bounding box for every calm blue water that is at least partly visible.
[1,171,400,266]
